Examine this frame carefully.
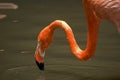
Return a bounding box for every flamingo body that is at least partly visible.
[87,0,120,32]
[90,0,120,20]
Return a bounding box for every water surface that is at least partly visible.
[0,0,120,80]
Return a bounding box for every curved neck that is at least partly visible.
[47,20,99,61]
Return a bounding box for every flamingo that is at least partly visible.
[35,0,120,70]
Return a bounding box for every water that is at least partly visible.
[0,0,120,80]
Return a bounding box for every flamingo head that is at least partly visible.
[35,27,54,70]
[35,42,45,70]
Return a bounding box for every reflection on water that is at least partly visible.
[0,14,7,19]
[0,3,18,19]
[0,3,18,9]
[0,49,5,52]
[2,63,120,80]
[36,72,45,80]
[0,0,120,80]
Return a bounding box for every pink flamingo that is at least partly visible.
[35,0,120,70]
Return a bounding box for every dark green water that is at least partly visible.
[0,0,120,80]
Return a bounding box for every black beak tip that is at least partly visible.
[35,61,44,71]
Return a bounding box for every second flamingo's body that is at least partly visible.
[35,0,120,70]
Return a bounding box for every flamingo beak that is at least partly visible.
[35,43,45,70]
[35,60,44,70]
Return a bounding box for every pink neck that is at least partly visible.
[47,20,99,61]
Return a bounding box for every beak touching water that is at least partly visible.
[35,43,45,70]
